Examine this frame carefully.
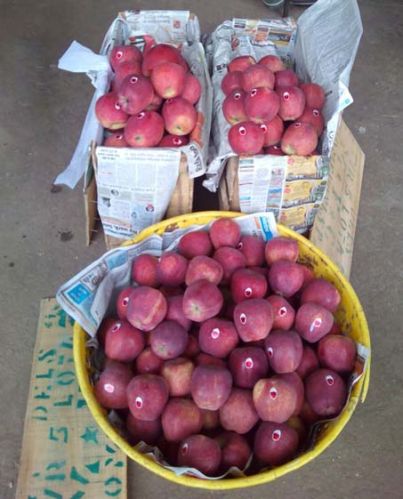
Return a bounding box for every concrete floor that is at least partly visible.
[1,0,402,497]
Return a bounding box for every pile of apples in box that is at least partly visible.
[221,55,325,156]
[95,43,201,148]
[94,218,357,476]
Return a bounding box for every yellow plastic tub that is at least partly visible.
[73,211,371,489]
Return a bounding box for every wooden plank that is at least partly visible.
[84,174,97,247]
[218,157,240,212]
[16,298,127,499]
[165,153,194,219]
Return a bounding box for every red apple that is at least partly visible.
[110,45,142,71]
[183,279,224,322]
[126,286,167,332]
[95,361,133,409]
[162,97,197,136]
[228,121,265,155]
[210,217,241,249]
[300,278,341,313]
[264,329,303,373]
[150,320,188,360]
[266,294,295,331]
[124,111,164,147]
[253,374,299,422]
[161,398,202,442]
[103,131,128,147]
[295,303,334,342]
[277,86,306,121]
[299,106,324,136]
[230,268,268,303]
[228,55,256,72]
[228,346,269,388]
[151,62,186,98]
[265,145,284,156]
[268,260,304,297]
[217,432,252,471]
[223,90,248,125]
[157,251,188,287]
[105,319,145,362]
[127,374,169,420]
[260,115,284,147]
[135,347,163,374]
[114,60,142,90]
[213,247,246,282]
[300,83,325,110]
[219,388,259,434]
[296,345,319,379]
[131,254,159,287]
[258,55,285,73]
[179,231,212,259]
[142,43,187,76]
[161,357,194,396]
[116,287,134,320]
[177,434,221,475]
[118,74,154,115]
[198,318,239,358]
[317,335,357,373]
[166,295,192,331]
[265,236,299,264]
[233,298,274,342]
[244,87,280,123]
[275,69,299,88]
[126,413,161,445]
[182,73,201,104]
[237,235,265,266]
[158,134,189,147]
[221,71,243,96]
[191,365,233,410]
[185,255,224,286]
[95,92,129,130]
[242,64,275,91]
[305,368,347,418]
[254,421,299,466]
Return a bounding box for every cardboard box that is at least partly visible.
[57,10,211,250]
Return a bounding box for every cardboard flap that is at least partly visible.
[310,120,365,278]
[83,143,98,246]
